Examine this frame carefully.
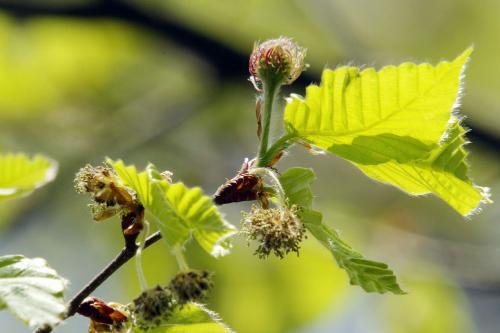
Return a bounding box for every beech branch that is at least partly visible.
[33,231,163,333]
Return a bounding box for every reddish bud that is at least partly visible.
[213,159,262,205]
[249,37,306,88]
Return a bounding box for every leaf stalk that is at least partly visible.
[257,80,280,167]
[174,245,190,272]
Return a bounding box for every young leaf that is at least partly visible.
[283,49,490,216]
[280,167,405,294]
[304,211,405,294]
[107,159,191,248]
[0,153,58,200]
[0,255,67,328]
[284,48,471,149]
[110,160,237,257]
[132,303,233,333]
[357,121,491,216]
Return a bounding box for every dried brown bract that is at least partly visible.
[78,297,128,325]
[78,297,128,333]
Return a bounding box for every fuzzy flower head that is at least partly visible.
[249,37,306,88]
[242,205,306,259]
[169,270,213,304]
[130,286,177,330]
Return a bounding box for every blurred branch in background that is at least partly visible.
[0,0,247,79]
[0,0,497,152]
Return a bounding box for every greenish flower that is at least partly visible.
[130,286,177,330]
[169,270,213,304]
[249,37,306,88]
[242,205,306,259]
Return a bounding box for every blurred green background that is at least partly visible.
[0,0,498,332]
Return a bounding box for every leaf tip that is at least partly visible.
[464,185,493,219]
[454,46,474,67]
[285,93,304,104]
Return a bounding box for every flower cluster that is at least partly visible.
[74,165,133,208]
[129,270,214,329]
[74,163,145,244]
[74,164,137,221]
[130,286,177,331]
[242,205,306,259]
[169,270,213,304]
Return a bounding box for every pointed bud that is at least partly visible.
[213,158,262,205]
[249,37,306,88]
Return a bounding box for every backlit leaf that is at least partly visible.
[280,168,405,294]
[0,153,57,200]
[110,160,236,257]
[0,255,67,328]
[132,303,233,333]
[284,49,490,216]
[357,121,491,216]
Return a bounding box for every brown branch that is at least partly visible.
[33,163,235,333]
[34,231,163,333]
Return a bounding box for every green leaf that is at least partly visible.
[133,303,233,333]
[304,214,405,294]
[278,167,316,210]
[110,159,236,257]
[357,121,491,216]
[284,48,491,216]
[280,167,405,294]
[0,153,58,200]
[327,134,434,165]
[285,48,471,148]
[0,255,67,328]
[107,159,191,248]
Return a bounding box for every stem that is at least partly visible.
[33,231,163,333]
[135,220,150,291]
[251,167,287,207]
[257,81,280,166]
[258,133,296,167]
[174,246,189,271]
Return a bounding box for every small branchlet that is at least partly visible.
[169,270,213,304]
[242,205,306,259]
